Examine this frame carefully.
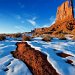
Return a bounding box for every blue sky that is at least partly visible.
[0,0,75,33]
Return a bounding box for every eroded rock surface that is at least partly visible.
[11,42,59,75]
[56,0,74,23]
[32,19,75,36]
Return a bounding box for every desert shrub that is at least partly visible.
[42,35,52,42]
[22,35,31,41]
[57,34,66,40]
[0,35,6,41]
[12,33,22,38]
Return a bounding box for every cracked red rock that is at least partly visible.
[11,42,59,75]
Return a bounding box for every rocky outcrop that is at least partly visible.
[56,0,74,23]
[11,42,59,75]
[32,0,75,37]
[32,19,75,36]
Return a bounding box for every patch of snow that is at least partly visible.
[1,37,75,75]
[0,39,32,75]
[7,59,32,75]
[27,41,41,51]
[27,38,75,75]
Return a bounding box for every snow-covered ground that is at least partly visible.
[0,37,75,75]
[27,37,75,75]
[0,38,32,75]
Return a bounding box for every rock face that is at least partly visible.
[11,42,59,75]
[32,0,75,36]
[32,19,75,36]
[56,0,74,23]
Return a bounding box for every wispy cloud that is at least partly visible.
[42,16,55,28]
[15,26,25,32]
[32,17,37,20]
[42,24,50,27]
[27,20,36,26]
[51,20,55,25]
[49,16,55,25]
[27,17,37,26]
[15,14,25,24]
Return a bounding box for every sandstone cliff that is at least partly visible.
[11,42,58,75]
[32,19,75,36]
[56,0,74,23]
[32,0,75,36]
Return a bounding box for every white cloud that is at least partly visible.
[42,24,50,27]
[51,20,55,25]
[49,16,55,25]
[15,15,25,24]
[49,16,54,21]
[42,16,55,28]
[27,19,36,26]
[27,17,37,26]
[32,17,37,20]
[49,16,55,22]
[15,26,25,32]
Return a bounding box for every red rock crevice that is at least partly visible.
[11,42,59,75]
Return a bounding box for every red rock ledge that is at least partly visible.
[11,42,59,75]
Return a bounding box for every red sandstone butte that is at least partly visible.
[11,42,59,75]
[32,0,75,36]
[56,0,74,23]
